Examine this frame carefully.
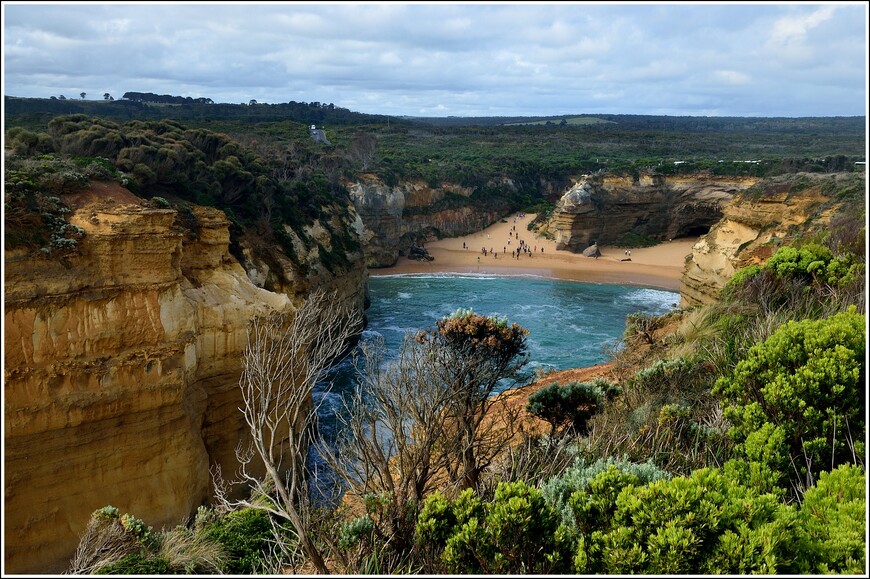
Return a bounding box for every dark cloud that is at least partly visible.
[3,2,866,117]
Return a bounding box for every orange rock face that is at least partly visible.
[547,173,758,252]
[680,172,861,306]
[4,187,367,573]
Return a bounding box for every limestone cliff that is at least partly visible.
[348,174,513,267]
[3,183,367,573]
[680,172,864,306]
[542,173,759,252]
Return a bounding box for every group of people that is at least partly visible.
[465,212,548,264]
[475,237,541,261]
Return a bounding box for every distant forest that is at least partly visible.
[5,93,866,200]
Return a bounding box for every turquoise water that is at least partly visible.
[310,273,679,496]
[316,274,678,423]
[363,273,678,375]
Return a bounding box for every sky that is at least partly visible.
[2,1,868,118]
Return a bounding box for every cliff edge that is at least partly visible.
[3,181,367,573]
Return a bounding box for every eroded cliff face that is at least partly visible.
[542,173,759,252]
[680,172,861,306]
[3,184,367,573]
[348,174,511,267]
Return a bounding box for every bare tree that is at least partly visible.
[347,132,378,171]
[320,334,455,555]
[213,289,363,574]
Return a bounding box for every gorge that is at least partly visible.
[3,116,865,573]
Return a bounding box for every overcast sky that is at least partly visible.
[2,2,867,118]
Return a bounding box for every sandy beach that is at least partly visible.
[369,213,695,291]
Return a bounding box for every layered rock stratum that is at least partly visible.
[541,173,759,252]
[680,172,862,306]
[348,174,523,267]
[3,182,367,573]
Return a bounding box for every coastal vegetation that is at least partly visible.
[3,100,866,574]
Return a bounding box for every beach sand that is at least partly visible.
[369,213,695,291]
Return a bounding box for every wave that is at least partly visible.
[623,288,679,309]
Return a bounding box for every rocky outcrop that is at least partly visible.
[3,184,367,573]
[543,173,758,251]
[582,244,602,258]
[680,172,862,306]
[348,174,509,267]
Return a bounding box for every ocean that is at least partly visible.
[312,273,679,451]
[362,273,679,375]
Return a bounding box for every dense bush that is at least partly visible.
[416,482,573,574]
[723,241,864,315]
[4,155,90,256]
[201,507,278,574]
[714,308,866,492]
[573,464,801,574]
[94,553,172,575]
[764,243,862,287]
[794,464,866,574]
[542,458,671,530]
[526,379,619,436]
[417,461,865,575]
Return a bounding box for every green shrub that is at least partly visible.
[94,553,171,575]
[765,243,831,279]
[338,516,375,550]
[794,464,866,574]
[417,482,573,574]
[722,264,762,298]
[202,507,278,574]
[4,155,88,255]
[541,457,670,529]
[118,513,158,551]
[714,308,866,491]
[763,242,862,287]
[568,465,645,537]
[574,465,801,574]
[526,379,618,436]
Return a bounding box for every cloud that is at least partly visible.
[768,5,836,46]
[2,3,866,117]
[714,70,751,85]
